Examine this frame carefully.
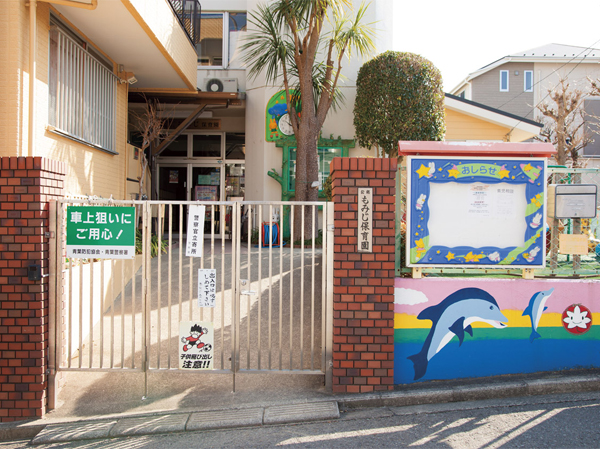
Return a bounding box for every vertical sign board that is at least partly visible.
[179,321,214,370]
[198,269,216,307]
[66,206,136,259]
[186,205,205,257]
[358,188,373,252]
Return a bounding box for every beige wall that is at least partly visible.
[445,109,510,142]
[0,1,129,199]
[126,0,197,90]
[533,62,600,122]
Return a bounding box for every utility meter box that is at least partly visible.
[547,184,597,219]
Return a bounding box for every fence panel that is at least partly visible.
[396,165,600,277]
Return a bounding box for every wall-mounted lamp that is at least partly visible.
[119,71,137,85]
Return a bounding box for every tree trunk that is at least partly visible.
[292,125,320,244]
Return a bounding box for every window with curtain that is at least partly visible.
[48,22,117,153]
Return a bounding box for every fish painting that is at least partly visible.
[408,288,508,380]
[522,288,554,342]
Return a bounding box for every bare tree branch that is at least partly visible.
[536,78,590,167]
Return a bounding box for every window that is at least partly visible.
[499,70,509,92]
[198,12,247,68]
[288,147,343,191]
[524,70,533,92]
[48,22,117,153]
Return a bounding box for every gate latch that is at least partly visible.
[239,279,256,296]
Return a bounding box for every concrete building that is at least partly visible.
[154,0,540,214]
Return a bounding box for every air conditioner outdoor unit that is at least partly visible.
[204,78,238,93]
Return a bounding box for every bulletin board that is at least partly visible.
[406,156,547,268]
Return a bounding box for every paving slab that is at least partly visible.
[109,413,189,437]
[186,407,263,431]
[263,401,339,425]
[31,420,116,445]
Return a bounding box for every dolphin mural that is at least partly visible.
[522,288,554,342]
[408,288,508,380]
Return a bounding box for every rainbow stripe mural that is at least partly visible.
[394,278,600,384]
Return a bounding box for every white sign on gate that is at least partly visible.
[179,321,213,370]
[186,205,205,257]
[198,269,216,307]
[358,188,373,252]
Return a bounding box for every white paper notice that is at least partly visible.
[198,269,216,308]
[468,185,491,216]
[186,205,205,257]
[493,186,517,218]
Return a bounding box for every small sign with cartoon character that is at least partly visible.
[179,321,213,370]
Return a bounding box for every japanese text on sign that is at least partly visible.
[179,321,214,370]
[186,205,205,257]
[66,206,136,259]
[198,269,216,307]
[358,188,373,253]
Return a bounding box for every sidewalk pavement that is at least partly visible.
[1,369,599,445]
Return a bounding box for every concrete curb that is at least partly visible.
[338,372,600,410]
[1,371,599,444]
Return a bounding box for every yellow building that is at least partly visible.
[0,0,198,199]
[444,93,542,142]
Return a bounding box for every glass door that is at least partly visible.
[158,166,187,234]
[225,163,245,201]
[192,166,222,235]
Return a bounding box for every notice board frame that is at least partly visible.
[406,156,547,269]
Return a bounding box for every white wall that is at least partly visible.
[201,0,392,201]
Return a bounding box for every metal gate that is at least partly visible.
[49,199,333,397]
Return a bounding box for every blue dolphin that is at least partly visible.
[408,288,508,380]
[522,288,554,342]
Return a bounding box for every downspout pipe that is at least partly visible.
[27,0,97,156]
[27,0,38,157]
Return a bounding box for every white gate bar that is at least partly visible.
[278,204,283,370]
[167,204,173,368]
[267,204,273,370]
[311,204,316,369]
[325,203,334,389]
[178,204,183,324]
[300,205,305,368]
[289,204,294,370]
[89,260,93,368]
[156,204,162,368]
[78,253,83,368]
[131,245,135,369]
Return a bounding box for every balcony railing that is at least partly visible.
[167,0,201,47]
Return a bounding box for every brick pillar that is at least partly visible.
[0,157,65,422]
[330,157,396,393]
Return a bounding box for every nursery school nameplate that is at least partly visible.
[358,188,373,252]
[406,156,547,268]
[66,206,136,259]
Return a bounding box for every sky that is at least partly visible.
[392,0,600,92]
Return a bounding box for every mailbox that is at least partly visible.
[547,184,598,219]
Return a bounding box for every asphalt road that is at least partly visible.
[3,391,599,448]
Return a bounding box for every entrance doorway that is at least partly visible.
[158,165,187,233]
[156,131,246,237]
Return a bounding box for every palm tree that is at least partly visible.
[243,0,375,236]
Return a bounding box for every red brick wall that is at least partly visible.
[0,157,65,422]
[330,157,396,393]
